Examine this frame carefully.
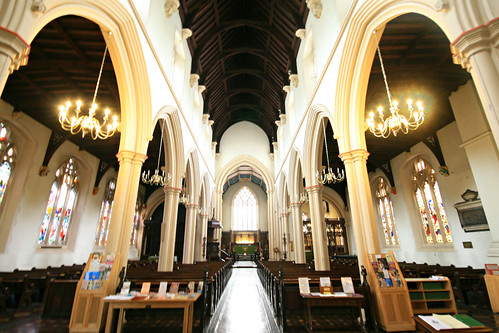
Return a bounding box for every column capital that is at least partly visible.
[450,18,499,71]
[163,186,181,195]
[116,150,147,165]
[0,27,30,74]
[339,149,369,164]
[305,184,323,195]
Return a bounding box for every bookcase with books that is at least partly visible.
[405,277,457,315]
[69,252,120,333]
[365,251,415,332]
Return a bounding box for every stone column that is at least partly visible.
[0,27,29,91]
[307,185,330,271]
[158,186,180,272]
[182,203,197,264]
[451,19,499,150]
[339,149,380,267]
[291,201,306,263]
[105,151,147,269]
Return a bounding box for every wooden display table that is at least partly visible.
[301,293,366,332]
[406,277,457,314]
[103,293,201,333]
[414,315,492,333]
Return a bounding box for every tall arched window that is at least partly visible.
[233,186,258,231]
[375,177,399,245]
[95,179,116,246]
[412,158,452,244]
[130,197,143,246]
[0,122,16,207]
[38,158,79,246]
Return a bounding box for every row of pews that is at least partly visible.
[256,259,374,332]
[0,263,85,319]
[398,261,489,308]
[0,258,233,332]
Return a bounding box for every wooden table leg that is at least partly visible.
[105,303,114,333]
[182,304,189,333]
[116,307,124,333]
[306,300,313,332]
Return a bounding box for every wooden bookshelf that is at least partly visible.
[406,277,457,314]
[365,251,415,332]
[69,252,120,333]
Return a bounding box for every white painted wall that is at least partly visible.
[0,100,105,271]
[376,119,492,268]
[217,121,272,174]
[221,181,268,232]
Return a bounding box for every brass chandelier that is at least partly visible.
[316,119,345,184]
[142,125,171,186]
[366,30,424,138]
[58,45,120,140]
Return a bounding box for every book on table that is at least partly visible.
[319,277,332,294]
[140,282,151,295]
[188,281,195,293]
[157,282,168,298]
[341,277,355,294]
[169,282,180,294]
[298,277,310,295]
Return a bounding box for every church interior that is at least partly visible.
[0,0,498,332]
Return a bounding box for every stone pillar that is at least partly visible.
[105,151,147,269]
[291,201,306,263]
[449,81,499,263]
[451,19,499,150]
[0,27,29,91]
[339,149,380,267]
[182,203,197,264]
[196,212,208,261]
[158,186,181,272]
[307,185,330,271]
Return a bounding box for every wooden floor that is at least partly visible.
[1,263,499,332]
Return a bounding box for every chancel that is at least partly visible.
[0,1,498,332]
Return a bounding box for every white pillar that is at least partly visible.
[451,19,499,150]
[339,149,380,267]
[182,203,197,264]
[158,186,180,271]
[291,201,306,263]
[307,185,330,271]
[106,151,146,269]
[0,27,29,91]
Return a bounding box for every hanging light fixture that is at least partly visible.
[316,119,345,184]
[142,126,171,186]
[58,45,120,140]
[366,30,424,138]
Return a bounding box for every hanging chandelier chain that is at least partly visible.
[92,46,108,106]
[322,119,331,169]
[373,31,393,109]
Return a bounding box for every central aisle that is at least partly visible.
[207,265,280,333]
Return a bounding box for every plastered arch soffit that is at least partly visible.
[303,104,332,187]
[153,106,185,189]
[143,187,165,221]
[215,155,274,196]
[288,147,304,201]
[322,187,347,220]
[28,0,151,155]
[184,149,201,201]
[334,0,465,153]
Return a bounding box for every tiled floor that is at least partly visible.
[1,264,499,332]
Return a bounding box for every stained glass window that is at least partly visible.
[233,186,258,231]
[38,158,79,246]
[412,158,452,244]
[94,179,116,246]
[375,177,399,245]
[0,122,15,207]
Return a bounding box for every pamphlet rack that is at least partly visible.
[365,251,414,332]
[69,252,120,333]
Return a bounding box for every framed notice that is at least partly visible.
[485,264,499,275]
